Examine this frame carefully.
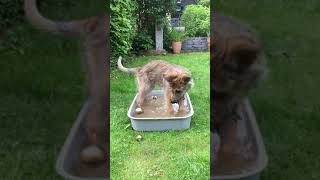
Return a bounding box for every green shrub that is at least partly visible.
[110,0,137,67]
[198,0,210,7]
[135,0,176,50]
[163,24,172,50]
[132,31,154,53]
[170,28,186,42]
[181,4,209,37]
[136,0,176,28]
[110,0,176,66]
[0,0,24,29]
[200,19,210,36]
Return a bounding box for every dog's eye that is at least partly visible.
[175,90,182,94]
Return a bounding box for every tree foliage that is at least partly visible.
[110,0,138,66]
[198,0,210,7]
[181,4,209,37]
[136,0,176,29]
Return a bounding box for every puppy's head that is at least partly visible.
[223,39,261,78]
[163,70,193,104]
[213,37,267,94]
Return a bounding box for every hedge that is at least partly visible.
[181,4,209,37]
[110,0,137,67]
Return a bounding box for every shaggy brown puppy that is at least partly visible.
[24,0,109,166]
[211,13,267,165]
[118,57,193,115]
[211,12,267,130]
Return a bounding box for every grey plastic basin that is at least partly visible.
[56,102,108,180]
[211,99,268,180]
[128,90,194,131]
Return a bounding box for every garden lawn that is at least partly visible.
[110,53,210,179]
[0,24,85,179]
[217,1,320,179]
[0,1,105,179]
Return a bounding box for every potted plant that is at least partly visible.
[170,28,186,54]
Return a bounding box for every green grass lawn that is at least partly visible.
[0,25,86,179]
[0,2,104,178]
[2,1,320,179]
[216,1,320,179]
[110,53,210,179]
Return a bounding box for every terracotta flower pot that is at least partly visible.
[172,41,182,54]
[207,37,211,50]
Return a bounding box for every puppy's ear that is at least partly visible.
[163,71,178,82]
[230,38,260,66]
[182,74,192,84]
[186,79,194,89]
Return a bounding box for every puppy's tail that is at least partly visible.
[117,56,137,74]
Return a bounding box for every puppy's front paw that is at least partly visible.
[135,107,143,114]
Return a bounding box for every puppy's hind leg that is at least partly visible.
[135,77,152,114]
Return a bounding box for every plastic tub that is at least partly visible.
[56,102,108,180]
[211,99,268,180]
[128,90,194,131]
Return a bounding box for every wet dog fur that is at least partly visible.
[211,13,267,166]
[118,57,193,114]
[211,13,267,132]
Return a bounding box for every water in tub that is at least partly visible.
[133,95,190,118]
